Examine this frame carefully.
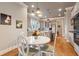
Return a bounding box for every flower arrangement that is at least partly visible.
[32,30,40,39]
[32,30,40,36]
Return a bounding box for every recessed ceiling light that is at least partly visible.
[58,8,62,11]
[31,5,35,8]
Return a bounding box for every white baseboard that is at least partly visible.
[0,45,17,56]
[73,43,79,56]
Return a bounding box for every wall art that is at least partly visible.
[0,13,11,25]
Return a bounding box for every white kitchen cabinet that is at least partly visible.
[71,3,79,19]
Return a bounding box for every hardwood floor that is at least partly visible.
[2,48,19,56]
[1,35,78,56]
[55,35,77,56]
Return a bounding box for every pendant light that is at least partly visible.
[58,13,61,16]
[38,13,42,17]
[36,8,41,14]
[36,3,41,14]
[30,10,35,16]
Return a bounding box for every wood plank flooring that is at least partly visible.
[55,35,77,56]
[1,35,78,56]
[2,48,18,56]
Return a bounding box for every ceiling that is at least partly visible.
[24,2,75,18]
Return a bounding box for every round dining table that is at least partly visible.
[27,36,50,56]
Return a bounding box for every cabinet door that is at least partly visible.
[74,18,79,30]
[76,3,79,13]
[71,3,79,18]
[74,16,79,46]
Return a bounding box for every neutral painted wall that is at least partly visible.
[63,7,74,43]
[0,2,27,51]
[55,17,64,35]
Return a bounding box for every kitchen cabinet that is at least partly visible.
[71,3,79,19]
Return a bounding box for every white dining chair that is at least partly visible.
[17,34,29,56]
[17,32,39,56]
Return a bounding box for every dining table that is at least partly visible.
[27,36,50,56]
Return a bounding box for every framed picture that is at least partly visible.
[0,13,11,25]
[16,20,22,29]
